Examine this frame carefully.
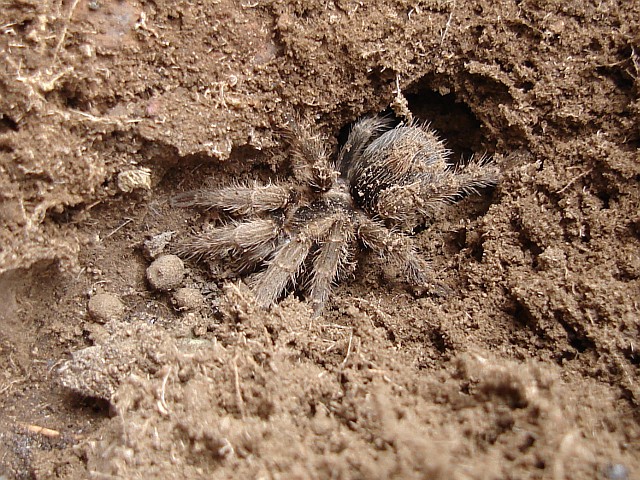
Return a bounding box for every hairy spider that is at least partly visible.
[173,115,499,315]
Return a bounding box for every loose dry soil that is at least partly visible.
[1,0,639,479]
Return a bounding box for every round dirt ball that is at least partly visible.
[146,254,185,291]
[172,287,205,311]
[88,293,125,324]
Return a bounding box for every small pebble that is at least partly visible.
[604,463,629,480]
[172,287,204,311]
[88,293,125,323]
[146,254,185,291]
[117,167,152,193]
[143,231,175,260]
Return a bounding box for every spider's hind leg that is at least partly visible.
[357,215,433,289]
[338,115,393,181]
[445,154,500,200]
[376,156,500,225]
[173,218,281,273]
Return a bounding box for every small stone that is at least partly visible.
[537,246,567,270]
[172,288,204,311]
[79,44,94,58]
[146,254,185,291]
[143,231,175,260]
[604,463,629,480]
[117,167,152,193]
[88,293,125,323]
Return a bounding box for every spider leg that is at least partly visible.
[250,234,313,308]
[282,116,338,191]
[173,218,280,272]
[307,217,355,316]
[445,154,500,199]
[250,207,351,310]
[171,182,291,215]
[356,215,432,287]
[338,115,392,180]
[376,156,499,224]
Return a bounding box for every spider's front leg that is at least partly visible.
[282,116,339,192]
[171,182,291,215]
[250,211,353,314]
[375,156,500,225]
[250,232,313,309]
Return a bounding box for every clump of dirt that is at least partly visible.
[146,254,185,291]
[0,0,638,479]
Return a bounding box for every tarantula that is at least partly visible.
[173,115,499,315]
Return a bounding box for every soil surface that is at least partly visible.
[1,0,639,479]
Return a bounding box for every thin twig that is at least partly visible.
[441,0,456,45]
[0,378,23,396]
[52,0,80,65]
[232,356,245,418]
[68,109,144,124]
[103,218,134,240]
[340,329,354,369]
[18,422,61,438]
[556,168,593,194]
[158,366,171,415]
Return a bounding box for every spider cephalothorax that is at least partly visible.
[173,115,499,315]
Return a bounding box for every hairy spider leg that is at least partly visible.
[250,234,313,308]
[307,216,355,316]
[282,116,338,192]
[357,215,432,287]
[250,208,349,309]
[375,155,500,223]
[171,183,291,215]
[443,155,500,199]
[173,218,281,273]
[338,115,392,180]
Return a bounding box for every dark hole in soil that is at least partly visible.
[66,392,112,417]
[406,89,491,160]
[555,313,596,354]
[46,203,87,224]
[622,344,639,366]
[595,189,612,209]
[430,328,451,354]
[337,86,493,163]
[0,114,19,132]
